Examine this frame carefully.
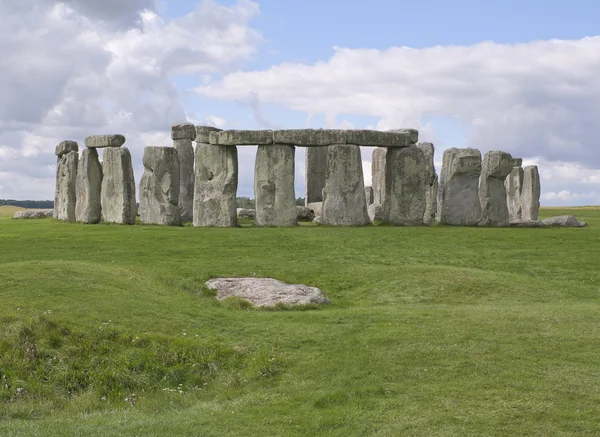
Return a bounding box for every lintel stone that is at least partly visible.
[55,140,79,157]
[272,129,346,146]
[195,125,222,143]
[171,123,196,140]
[211,129,274,146]
[346,130,414,147]
[85,135,126,148]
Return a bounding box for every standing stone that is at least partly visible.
[255,145,297,226]
[193,144,238,227]
[479,151,514,226]
[322,144,370,226]
[101,147,136,225]
[139,147,181,226]
[172,123,196,222]
[54,141,79,222]
[522,165,541,220]
[305,147,328,204]
[417,142,438,224]
[365,186,374,205]
[505,166,524,221]
[382,146,427,225]
[75,148,102,224]
[437,148,482,226]
[372,148,387,206]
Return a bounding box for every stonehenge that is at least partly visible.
[52,127,547,229]
[139,147,181,226]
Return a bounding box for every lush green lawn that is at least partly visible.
[0,208,599,436]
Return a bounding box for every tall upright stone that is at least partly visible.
[382,146,427,225]
[101,147,137,225]
[364,186,374,205]
[193,144,238,227]
[437,148,482,226]
[522,165,541,220]
[171,123,196,222]
[505,163,524,222]
[322,144,370,226]
[54,140,79,221]
[305,147,328,205]
[75,148,102,224]
[479,151,514,226]
[255,145,297,226]
[417,142,438,224]
[371,148,387,206]
[139,147,181,226]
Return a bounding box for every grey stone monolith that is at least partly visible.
[437,148,482,226]
[522,165,541,220]
[101,147,136,225]
[322,144,370,226]
[479,151,514,226]
[505,166,524,221]
[305,146,328,204]
[255,145,297,226]
[193,144,238,227]
[365,186,374,205]
[382,146,427,225]
[417,142,438,224]
[75,148,102,224]
[372,147,386,206]
[139,147,181,226]
[54,142,79,221]
[172,123,195,222]
[84,135,126,148]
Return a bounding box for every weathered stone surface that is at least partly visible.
[368,203,383,222]
[479,151,514,226]
[346,129,415,147]
[322,144,370,226]
[372,148,387,206]
[522,165,541,221]
[211,130,273,146]
[312,216,321,224]
[194,144,238,227]
[306,202,322,217]
[305,146,328,204]
[55,140,78,157]
[382,146,427,225]
[101,147,137,225]
[437,148,482,226]
[139,147,181,226]
[237,208,256,219]
[13,209,53,219]
[509,219,545,227]
[254,145,297,226]
[417,142,438,225]
[505,166,524,222]
[171,123,196,140]
[542,215,587,227]
[173,138,194,222]
[387,129,419,144]
[273,129,346,146]
[195,126,222,143]
[206,277,330,307]
[85,135,126,148]
[54,150,78,221]
[511,158,523,167]
[75,148,102,224]
[296,206,315,221]
[364,186,374,205]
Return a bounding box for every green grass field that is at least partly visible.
[1,208,599,436]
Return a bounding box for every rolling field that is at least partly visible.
[0,208,599,436]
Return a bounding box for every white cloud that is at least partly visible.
[541,190,595,202]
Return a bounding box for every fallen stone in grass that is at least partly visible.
[542,215,587,227]
[205,278,330,307]
[13,209,54,219]
[509,219,545,227]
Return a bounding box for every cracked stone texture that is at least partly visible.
[417,142,438,225]
[479,151,514,226]
[522,165,541,221]
[75,148,103,224]
[54,150,78,221]
[173,138,194,222]
[101,147,137,224]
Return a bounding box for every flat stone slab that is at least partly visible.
[13,209,53,219]
[346,129,415,147]
[205,277,330,307]
[210,130,274,146]
[85,135,126,148]
[386,129,419,144]
[542,215,587,227]
[195,126,222,143]
[273,129,346,146]
[509,219,545,227]
[55,140,79,157]
[171,123,196,140]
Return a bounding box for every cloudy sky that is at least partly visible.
[1,0,599,205]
